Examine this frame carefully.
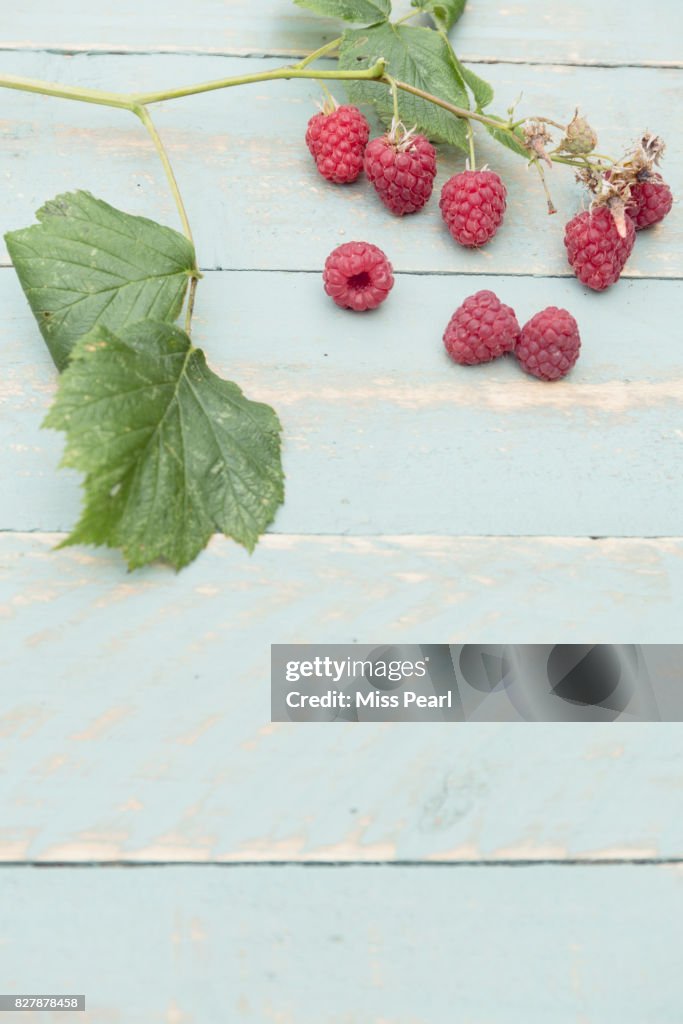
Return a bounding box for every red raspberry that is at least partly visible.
[626,175,673,230]
[323,241,394,311]
[306,104,370,184]
[564,207,635,291]
[364,131,437,215]
[516,307,581,381]
[443,290,520,366]
[439,170,507,247]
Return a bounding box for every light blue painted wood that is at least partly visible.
[1,532,682,861]
[1,865,682,1022]
[3,0,682,65]
[0,53,680,278]
[1,272,682,537]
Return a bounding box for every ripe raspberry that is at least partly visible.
[626,175,673,230]
[439,170,507,247]
[443,290,520,366]
[323,241,394,311]
[564,206,635,291]
[516,308,581,381]
[364,130,437,215]
[306,104,370,184]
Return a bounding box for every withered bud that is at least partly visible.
[587,168,633,237]
[639,132,666,166]
[559,109,598,156]
[523,120,553,168]
[575,166,602,194]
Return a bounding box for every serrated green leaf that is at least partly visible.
[450,54,494,109]
[5,191,197,372]
[340,23,469,148]
[484,118,530,158]
[293,0,390,24]
[411,0,466,31]
[44,320,284,570]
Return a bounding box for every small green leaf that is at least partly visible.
[411,0,466,31]
[45,320,284,570]
[293,0,391,24]
[484,118,530,158]
[5,191,197,371]
[450,54,494,109]
[340,23,469,148]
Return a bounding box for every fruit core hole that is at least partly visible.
[348,271,371,290]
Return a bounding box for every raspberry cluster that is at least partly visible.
[443,291,581,381]
[305,104,508,247]
[305,100,672,387]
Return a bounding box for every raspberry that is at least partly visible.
[364,131,437,215]
[306,104,370,184]
[443,290,520,366]
[439,170,507,247]
[626,175,673,230]
[564,207,635,291]
[516,307,581,381]
[323,241,394,311]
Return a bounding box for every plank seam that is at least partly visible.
[1,531,683,541]
[0,46,680,69]
[1,265,681,283]
[1,859,681,868]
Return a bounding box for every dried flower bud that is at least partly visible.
[559,110,598,155]
[639,132,666,166]
[523,120,553,167]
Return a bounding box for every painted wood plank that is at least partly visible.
[3,0,682,66]
[0,53,680,278]
[1,532,682,862]
[1,272,682,538]
[1,865,682,1022]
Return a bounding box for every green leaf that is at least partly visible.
[293,0,391,24]
[484,118,530,158]
[450,54,494,109]
[411,0,466,31]
[340,23,469,148]
[5,191,197,372]
[45,320,284,570]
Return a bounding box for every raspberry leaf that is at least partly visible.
[293,0,391,24]
[44,320,284,569]
[5,191,197,372]
[484,117,529,158]
[450,54,494,109]
[340,24,469,148]
[411,0,466,31]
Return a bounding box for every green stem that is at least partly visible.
[134,104,195,246]
[385,74,400,124]
[531,158,557,215]
[0,72,133,109]
[132,60,387,106]
[294,37,342,69]
[510,115,565,131]
[385,77,511,133]
[467,122,476,170]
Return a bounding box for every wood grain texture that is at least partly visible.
[1,532,682,863]
[0,53,681,279]
[2,272,682,537]
[2,865,682,1022]
[2,0,682,65]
